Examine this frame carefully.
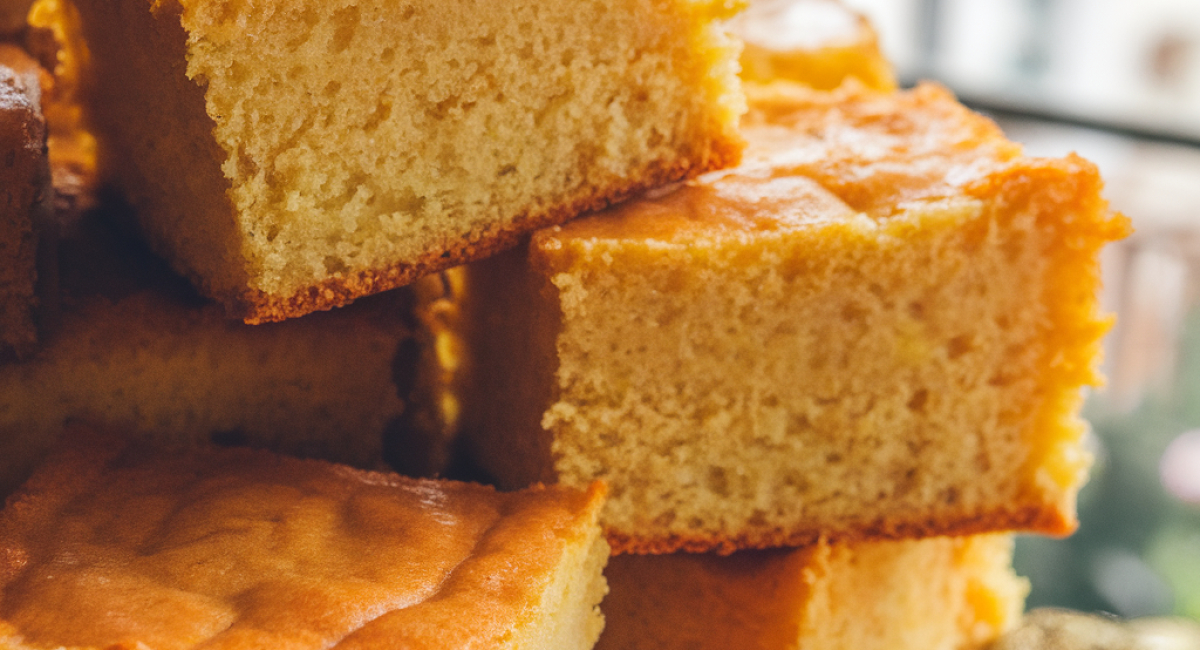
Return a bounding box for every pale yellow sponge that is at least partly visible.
[461,83,1130,554]
[0,44,49,360]
[69,0,745,323]
[600,534,1027,650]
[0,428,609,650]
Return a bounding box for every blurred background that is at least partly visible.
[844,0,1200,622]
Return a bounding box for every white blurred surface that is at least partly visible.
[844,0,1200,139]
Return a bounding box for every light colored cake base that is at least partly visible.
[599,534,1026,650]
[461,83,1130,554]
[0,426,609,650]
[732,0,896,91]
[0,212,457,497]
[0,44,49,359]
[70,0,744,323]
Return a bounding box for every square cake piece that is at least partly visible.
[732,0,896,91]
[461,83,1130,554]
[599,534,1026,650]
[0,425,608,649]
[68,0,744,323]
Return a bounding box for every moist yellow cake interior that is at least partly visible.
[733,0,896,91]
[73,0,744,319]
[546,164,1105,543]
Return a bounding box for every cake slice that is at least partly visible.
[732,0,896,91]
[0,208,455,497]
[600,534,1026,650]
[67,0,744,323]
[460,83,1130,554]
[0,425,609,650]
[0,44,50,359]
[1,0,33,36]
[27,0,99,216]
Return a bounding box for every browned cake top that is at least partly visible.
[511,80,1128,555]
[541,83,1024,246]
[0,0,33,37]
[0,427,604,649]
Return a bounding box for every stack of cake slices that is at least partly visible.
[0,0,1129,648]
[455,2,1128,648]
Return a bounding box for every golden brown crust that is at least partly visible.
[734,0,897,91]
[236,140,743,324]
[1,423,608,650]
[606,504,1076,556]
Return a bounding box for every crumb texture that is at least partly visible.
[0,431,607,650]
[72,0,744,320]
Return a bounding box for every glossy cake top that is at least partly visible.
[541,83,1025,246]
[0,427,605,649]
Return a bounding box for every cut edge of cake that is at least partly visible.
[68,0,748,324]
[1,423,611,650]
